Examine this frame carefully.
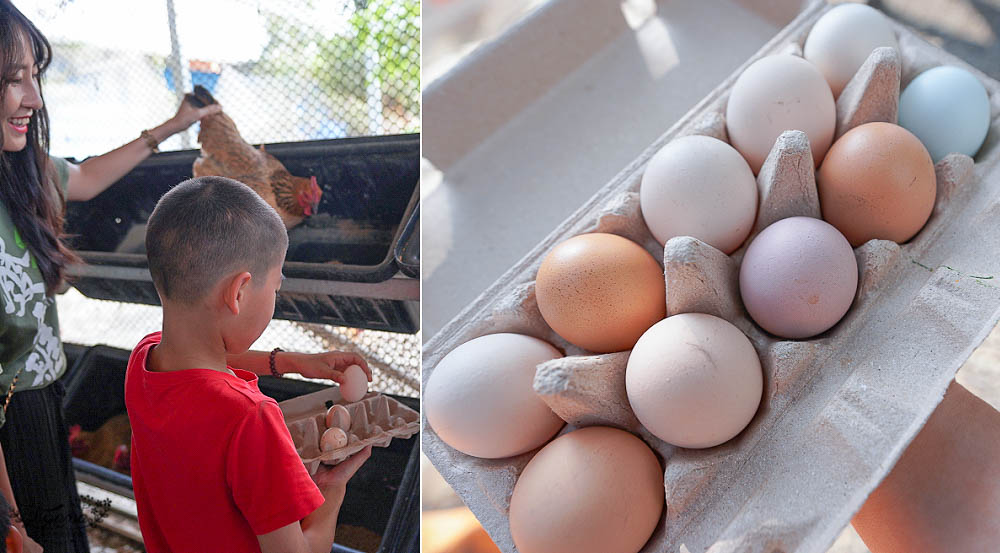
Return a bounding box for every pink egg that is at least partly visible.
[739,217,858,339]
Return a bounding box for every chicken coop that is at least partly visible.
[24,0,421,551]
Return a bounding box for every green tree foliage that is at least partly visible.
[252,0,420,137]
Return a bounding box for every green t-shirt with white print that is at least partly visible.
[0,156,71,427]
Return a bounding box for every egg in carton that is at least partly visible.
[281,389,419,475]
[422,2,1000,553]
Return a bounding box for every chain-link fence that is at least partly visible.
[20,0,420,159]
[57,289,420,397]
[23,0,422,397]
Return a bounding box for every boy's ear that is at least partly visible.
[7,524,22,553]
[223,271,253,316]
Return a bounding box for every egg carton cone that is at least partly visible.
[422,2,1000,552]
[280,388,418,474]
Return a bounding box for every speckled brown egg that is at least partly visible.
[535,233,665,353]
[320,427,348,451]
[817,122,937,247]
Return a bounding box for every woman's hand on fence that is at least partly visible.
[168,99,222,134]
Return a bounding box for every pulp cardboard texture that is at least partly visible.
[280,390,419,474]
[421,0,789,339]
[422,1,1000,552]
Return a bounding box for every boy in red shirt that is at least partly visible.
[126,176,372,552]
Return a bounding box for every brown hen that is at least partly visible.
[186,86,322,228]
[69,414,131,475]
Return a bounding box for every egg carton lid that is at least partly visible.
[281,389,419,473]
[422,2,1000,553]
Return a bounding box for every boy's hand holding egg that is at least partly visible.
[277,350,372,387]
[339,364,369,403]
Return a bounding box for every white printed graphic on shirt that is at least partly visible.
[26,299,64,386]
[0,235,64,384]
[0,235,44,318]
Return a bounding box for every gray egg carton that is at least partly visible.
[281,389,419,473]
[422,2,1000,553]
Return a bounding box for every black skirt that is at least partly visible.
[0,379,89,552]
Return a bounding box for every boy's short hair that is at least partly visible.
[146,176,288,304]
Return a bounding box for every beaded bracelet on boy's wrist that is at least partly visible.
[140,129,160,153]
[269,348,283,377]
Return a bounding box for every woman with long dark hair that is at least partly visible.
[0,2,219,550]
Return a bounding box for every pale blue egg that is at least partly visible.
[898,65,991,162]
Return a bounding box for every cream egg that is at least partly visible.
[424,333,564,459]
[640,135,758,254]
[509,426,663,553]
[726,54,836,173]
[626,313,762,448]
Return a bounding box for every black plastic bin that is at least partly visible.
[61,343,418,553]
[63,134,420,333]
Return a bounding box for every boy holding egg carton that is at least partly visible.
[285,391,419,473]
[125,176,373,553]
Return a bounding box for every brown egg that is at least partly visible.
[817,122,936,247]
[535,233,665,353]
[508,426,663,553]
[325,404,351,431]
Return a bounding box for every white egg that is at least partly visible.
[640,135,757,254]
[804,4,898,98]
[340,364,368,403]
[425,333,565,459]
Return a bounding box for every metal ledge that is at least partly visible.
[65,264,419,301]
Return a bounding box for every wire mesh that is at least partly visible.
[19,0,422,397]
[56,288,420,397]
[19,0,421,159]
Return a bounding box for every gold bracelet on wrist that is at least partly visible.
[140,129,160,153]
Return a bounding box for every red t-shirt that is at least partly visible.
[125,332,324,552]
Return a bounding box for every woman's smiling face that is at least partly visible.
[2,31,42,153]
